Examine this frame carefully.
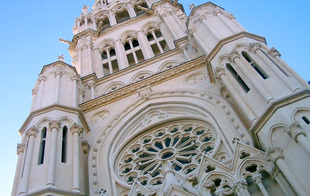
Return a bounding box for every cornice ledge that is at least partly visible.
[79,57,205,112]
[205,32,267,83]
[18,104,90,136]
[250,89,310,148]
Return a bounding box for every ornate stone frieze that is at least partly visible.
[89,110,110,123]
[184,72,207,85]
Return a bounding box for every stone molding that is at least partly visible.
[26,126,39,137]
[70,123,84,135]
[265,147,284,164]
[285,121,306,142]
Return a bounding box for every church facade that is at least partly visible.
[12,0,310,195]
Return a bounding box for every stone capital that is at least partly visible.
[39,75,47,82]
[54,71,62,77]
[233,180,248,191]
[71,75,80,82]
[265,147,284,164]
[49,120,60,131]
[249,43,262,53]
[26,126,39,138]
[82,140,90,154]
[228,51,240,63]
[17,143,26,155]
[268,47,281,57]
[285,121,306,142]
[70,123,84,135]
[215,67,226,79]
[32,88,38,95]
[253,175,263,185]
[88,80,96,88]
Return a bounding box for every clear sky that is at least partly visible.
[0,0,309,195]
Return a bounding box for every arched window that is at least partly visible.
[38,127,47,165]
[102,46,119,75]
[115,8,131,23]
[242,51,269,79]
[124,38,145,66]
[146,29,169,56]
[226,63,250,93]
[61,126,68,163]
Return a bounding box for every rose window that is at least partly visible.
[116,120,219,187]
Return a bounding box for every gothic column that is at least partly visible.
[136,30,154,59]
[215,67,256,124]
[108,11,117,25]
[286,121,310,156]
[180,45,191,61]
[266,147,307,195]
[229,51,274,103]
[234,180,251,196]
[249,43,297,92]
[160,13,177,40]
[79,89,84,104]
[18,127,38,195]
[88,44,94,74]
[89,80,96,99]
[189,29,210,54]
[200,15,220,40]
[12,144,25,196]
[114,39,129,69]
[126,3,136,18]
[31,88,37,111]
[268,47,309,88]
[253,176,269,196]
[37,76,47,109]
[270,167,296,196]
[70,124,83,192]
[71,76,79,107]
[215,9,235,34]
[54,71,61,104]
[46,121,60,187]
[94,48,104,78]
[170,10,186,32]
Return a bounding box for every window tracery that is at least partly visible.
[116,120,219,187]
[102,45,119,75]
[146,28,169,56]
[124,37,145,66]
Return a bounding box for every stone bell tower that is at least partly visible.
[12,0,310,195]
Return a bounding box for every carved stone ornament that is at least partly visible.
[184,72,207,85]
[141,109,169,127]
[49,120,60,131]
[285,121,306,142]
[268,47,281,57]
[82,140,90,154]
[249,43,262,53]
[70,123,84,135]
[228,51,240,63]
[17,143,26,155]
[90,110,110,123]
[265,147,284,164]
[137,86,152,100]
[26,126,39,137]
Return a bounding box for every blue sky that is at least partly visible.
[0,0,309,195]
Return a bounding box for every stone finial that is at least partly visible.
[58,54,65,62]
[189,3,195,10]
[82,5,89,14]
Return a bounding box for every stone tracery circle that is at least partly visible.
[116,120,219,187]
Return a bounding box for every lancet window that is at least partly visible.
[38,127,47,165]
[124,38,145,66]
[102,46,119,75]
[226,63,250,93]
[61,126,68,163]
[146,28,169,56]
[242,51,269,79]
